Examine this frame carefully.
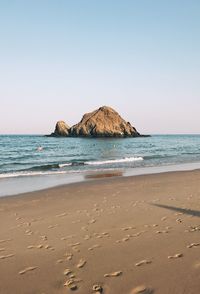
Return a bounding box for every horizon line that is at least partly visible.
[1,133,200,136]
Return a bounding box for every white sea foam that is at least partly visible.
[85,157,143,165]
[59,163,72,168]
[0,157,143,179]
[0,171,68,178]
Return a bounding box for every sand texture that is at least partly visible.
[0,170,200,293]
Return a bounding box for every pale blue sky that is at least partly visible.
[0,0,200,134]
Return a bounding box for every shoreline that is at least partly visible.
[0,167,199,202]
[0,169,200,293]
[1,160,200,198]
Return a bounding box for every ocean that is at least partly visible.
[1,134,200,196]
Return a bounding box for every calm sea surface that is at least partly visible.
[1,135,200,196]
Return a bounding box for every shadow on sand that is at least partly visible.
[151,203,200,218]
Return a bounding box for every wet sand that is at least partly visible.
[0,170,200,294]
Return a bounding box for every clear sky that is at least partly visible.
[0,0,199,134]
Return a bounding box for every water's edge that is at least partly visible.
[1,161,200,198]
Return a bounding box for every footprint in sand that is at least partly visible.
[64,278,82,290]
[130,285,152,293]
[25,229,33,235]
[135,260,152,267]
[0,239,12,244]
[187,243,200,248]
[88,244,101,251]
[63,269,72,276]
[104,271,122,277]
[64,253,73,261]
[92,284,103,292]
[48,224,58,229]
[26,231,33,235]
[123,237,130,241]
[77,259,86,268]
[19,266,37,275]
[37,244,43,249]
[69,242,81,247]
[188,225,200,232]
[116,237,130,243]
[156,230,168,234]
[61,235,76,240]
[56,259,64,264]
[56,212,67,217]
[166,226,171,230]
[47,245,55,251]
[88,219,96,224]
[0,254,14,260]
[168,253,183,259]
[176,218,182,223]
[95,235,103,239]
[81,226,88,231]
[64,279,77,291]
[121,226,135,231]
[102,232,109,236]
[27,244,43,249]
[132,233,141,237]
[40,235,47,241]
[27,245,35,249]
[93,207,100,212]
[84,235,91,240]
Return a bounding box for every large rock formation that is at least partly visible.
[50,121,70,137]
[70,106,140,137]
[48,106,147,138]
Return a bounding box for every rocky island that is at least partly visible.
[49,106,148,138]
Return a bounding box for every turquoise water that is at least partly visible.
[1,135,200,177]
[1,135,200,195]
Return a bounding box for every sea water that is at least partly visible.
[1,135,200,196]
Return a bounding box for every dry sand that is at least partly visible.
[0,170,200,294]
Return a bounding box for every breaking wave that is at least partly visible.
[85,157,143,165]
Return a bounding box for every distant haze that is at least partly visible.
[1,1,200,134]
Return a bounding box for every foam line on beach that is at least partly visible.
[85,157,144,165]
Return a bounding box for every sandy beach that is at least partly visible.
[0,170,200,294]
